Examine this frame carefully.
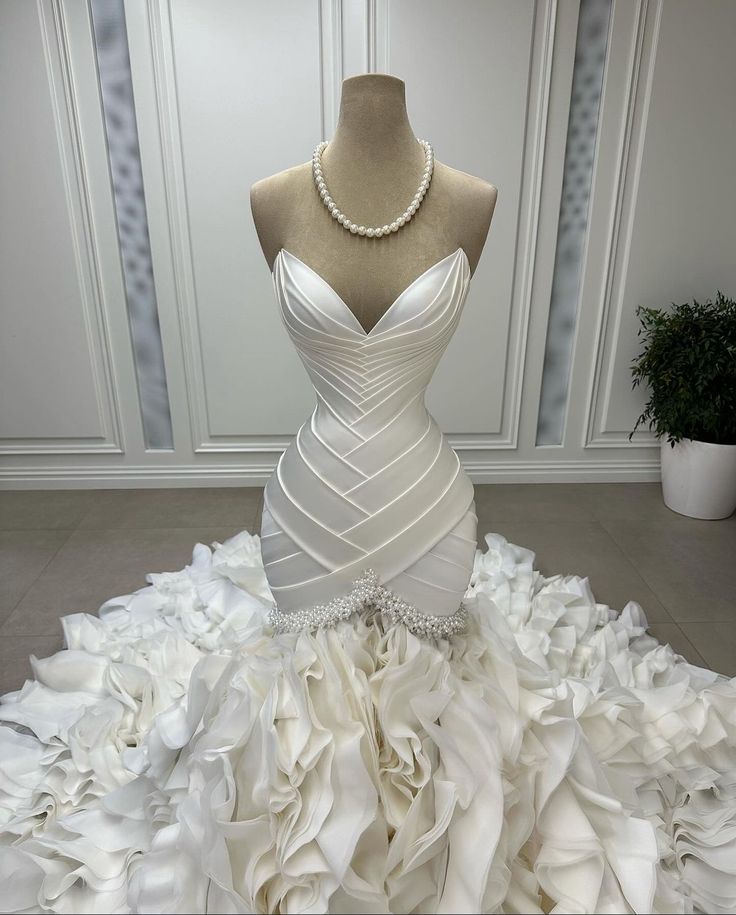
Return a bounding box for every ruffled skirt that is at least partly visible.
[1,530,735,914]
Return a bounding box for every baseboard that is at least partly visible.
[0,458,661,488]
[464,458,660,483]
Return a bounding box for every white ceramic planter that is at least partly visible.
[661,438,736,519]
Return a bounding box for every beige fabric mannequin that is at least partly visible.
[251,74,497,333]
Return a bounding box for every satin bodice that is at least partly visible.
[261,247,477,615]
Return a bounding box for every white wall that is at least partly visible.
[0,0,133,458]
[1,0,735,487]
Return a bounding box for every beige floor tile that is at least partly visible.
[472,483,596,524]
[645,621,707,667]
[0,489,101,530]
[0,634,64,695]
[1,525,244,636]
[76,487,263,531]
[477,515,672,622]
[678,622,736,678]
[2,483,730,675]
[576,482,674,522]
[602,519,736,622]
[0,530,70,622]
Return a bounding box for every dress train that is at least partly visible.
[1,529,735,914]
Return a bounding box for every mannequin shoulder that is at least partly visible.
[250,162,311,210]
[437,161,498,215]
[435,162,498,271]
[250,163,311,265]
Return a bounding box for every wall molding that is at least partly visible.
[583,0,662,448]
[501,0,559,450]
[367,0,389,73]
[144,0,560,457]
[3,0,686,489]
[147,0,355,457]
[146,0,219,457]
[318,0,390,139]
[318,0,342,137]
[455,0,559,451]
[320,0,560,454]
[0,455,660,488]
[0,0,125,456]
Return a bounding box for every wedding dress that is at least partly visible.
[2,245,736,915]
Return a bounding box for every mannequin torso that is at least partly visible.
[251,74,497,333]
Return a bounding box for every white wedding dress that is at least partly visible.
[2,245,736,915]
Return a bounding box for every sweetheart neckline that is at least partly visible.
[273,246,469,339]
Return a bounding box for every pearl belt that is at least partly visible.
[268,569,468,639]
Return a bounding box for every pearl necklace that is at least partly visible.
[312,138,434,237]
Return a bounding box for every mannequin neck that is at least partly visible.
[323,75,422,168]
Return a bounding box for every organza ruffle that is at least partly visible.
[1,530,735,913]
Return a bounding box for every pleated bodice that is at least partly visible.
[262,247,477,614]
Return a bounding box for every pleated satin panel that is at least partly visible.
[262,247,477,615]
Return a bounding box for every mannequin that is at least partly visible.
[251,73,497,332]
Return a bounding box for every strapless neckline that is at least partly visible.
[273,246,469,338]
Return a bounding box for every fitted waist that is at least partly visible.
[276,412,462,518]
[308,397,439,472]
[261,398,476,611]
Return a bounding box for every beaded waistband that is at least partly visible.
[268,569,468,639]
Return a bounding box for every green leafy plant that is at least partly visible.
[629,292,736,446]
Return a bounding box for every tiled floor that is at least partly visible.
[1,483,735,693]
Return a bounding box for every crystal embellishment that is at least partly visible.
[268,569,467,639]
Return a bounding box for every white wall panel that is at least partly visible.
[0,0,123,454]
[387,0,540,444]
[3,0,736,486]
[142,0,324,454]
[588,0,736,444]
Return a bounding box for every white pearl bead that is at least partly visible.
[313,137,433,236]
[268,566,466,637]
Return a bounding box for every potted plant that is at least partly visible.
[630,292,736,519]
